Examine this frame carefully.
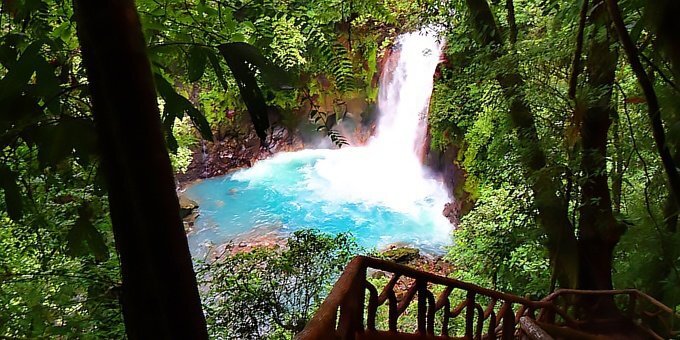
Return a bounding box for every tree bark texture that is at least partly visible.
[73,0,208,338]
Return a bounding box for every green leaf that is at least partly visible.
[230,32,246,43]
[218,42,294,90]
[24,118,98,168]
[155,73,213,141]
[33,57,63,114]
[187,46,208,82]
[66,221,88,257]
[0,165,23,221]
[52,21,72,41]
[186,105,213,141]
[206,50,229,90]
[87,224,109,262]
[0,35,19,68]
[0,93,42,137]
[162,114,179,153]
[0,41,43,102]
[218,44,269,141]
[67,205,109,261]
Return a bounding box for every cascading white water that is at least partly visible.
[310,28,450,218]
[186,28,453,254]
[372,28,443,157]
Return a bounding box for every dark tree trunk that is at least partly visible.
[505,0,518,45]
[611,108,623,214]
[577,1,622,292]
[464,0,579,288]
[655,0,680,233]
[652,0,680,83]
[645,0,680,302]
[568,0,589,100]
[72,0,208,338]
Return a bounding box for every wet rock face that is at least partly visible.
[443,201,462,225]
[423,143,475,225]
[371,246,454,282]
[176,127,306,186]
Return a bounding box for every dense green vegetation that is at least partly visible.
[1,0,680,337]
[430,0,680,309]
[198,230,358,339]
[0,0,400,336]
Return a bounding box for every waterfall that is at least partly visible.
[372,28,444,158]
[186,28,453,254]
[310,28,450,218]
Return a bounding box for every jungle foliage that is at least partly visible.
[429,0,680,311]
[0,0,401,336]
[2,0,680,337]
[197,230,359,339]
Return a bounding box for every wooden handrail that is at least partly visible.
[361,257,542,307]
[296,256,553,339]
[520,316,553,340]
[296,256,365,340]
[539,288,680,339]
[543,288,675,314]
[296,256,680,340]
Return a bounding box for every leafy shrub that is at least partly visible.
[168,117,199,174]
[447,186,551,298]
[196,229,359,339]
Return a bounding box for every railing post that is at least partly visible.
[502,302,515,340]
[487,311,497,340]
[465,291,476,339]
[417,279,427,335]
[627,292,637,319]
[337,265,367,339]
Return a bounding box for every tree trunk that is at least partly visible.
[648,0,680,302]
[655,0,680,233]
[73,1,208,338]
[651,0,680,83]
[605,0,680,209]
[577,1,622,292]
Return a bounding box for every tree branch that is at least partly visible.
[505,0,517,44]
[568,0,589,100]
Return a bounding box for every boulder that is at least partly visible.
[178,195,199,219]
[381,247,420,264]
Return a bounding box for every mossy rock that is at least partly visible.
[178,195,199,219]
[381,247,420,263]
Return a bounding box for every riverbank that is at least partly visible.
[203,233,454,280]
[175,125,307,190]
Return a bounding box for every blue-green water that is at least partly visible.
[185,149,452,257]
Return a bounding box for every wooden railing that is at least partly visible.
[296,256,680,340]
[296,256,562,340]
[537,289,680,339]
